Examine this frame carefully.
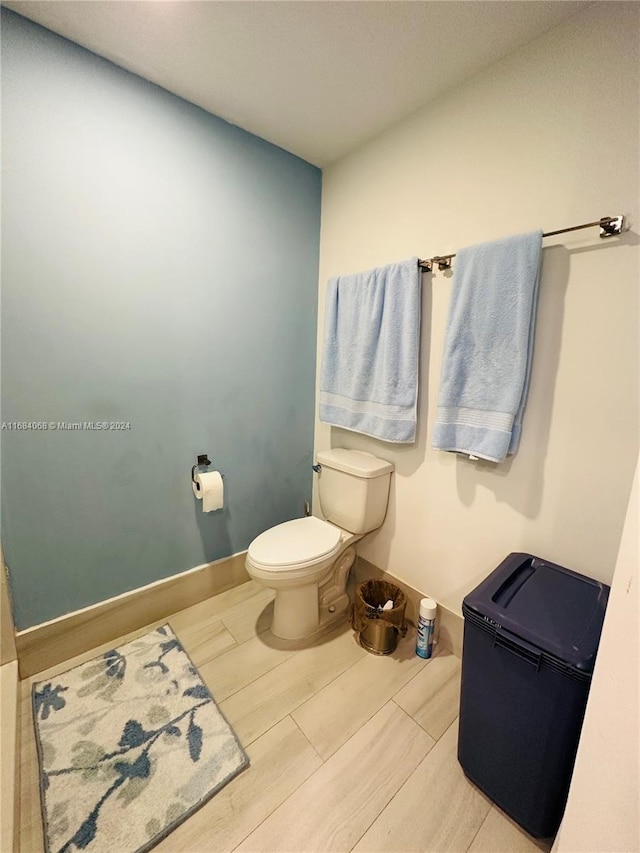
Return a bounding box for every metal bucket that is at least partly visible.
[359,620,399,655]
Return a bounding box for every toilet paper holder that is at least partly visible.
[191,454,224,491]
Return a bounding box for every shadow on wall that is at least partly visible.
[376,272,434,548]
[455,243,570,519]
[324,231,638,594]
[332,268,434,479]
[456,230,639,524]
[332,270,434,558]
[322,270,433,557]
[395,270,434,476]
[192,470,232,561]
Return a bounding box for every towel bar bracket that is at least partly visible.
[599,215,624,238]
[420,256,452,273]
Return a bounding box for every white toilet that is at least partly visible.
[245,448,394,641]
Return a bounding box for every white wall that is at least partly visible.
[315,2,639,611]
[553,453,638,853]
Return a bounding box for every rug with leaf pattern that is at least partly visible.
[32,624,249,853]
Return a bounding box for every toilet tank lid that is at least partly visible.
[316,448,394,478]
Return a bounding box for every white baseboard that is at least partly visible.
[1,543,17,667]
[0,660,19,853]
[15,552,249,678]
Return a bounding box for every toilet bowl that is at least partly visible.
[245,448,394,642]
[246,515,359,640]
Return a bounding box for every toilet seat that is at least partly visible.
[247,516,342,572]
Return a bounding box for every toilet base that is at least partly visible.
[270,586,351,641]
[269,546,356,641]
[271,584,319,640]
[272,601,351,644]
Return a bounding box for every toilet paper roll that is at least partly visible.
[192,470,224,512]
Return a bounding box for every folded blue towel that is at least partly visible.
[432,230,543,462]
[319,258,421,443]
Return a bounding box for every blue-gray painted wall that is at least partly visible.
[1,9,322,630]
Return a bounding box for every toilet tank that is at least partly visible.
[316,448,394,534]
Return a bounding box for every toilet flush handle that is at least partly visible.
[312,463,322,473]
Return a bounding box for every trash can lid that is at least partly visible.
[463,553,610,673]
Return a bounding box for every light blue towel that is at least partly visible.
[432,230,543,462]
[319,258,421,443]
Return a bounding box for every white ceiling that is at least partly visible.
[2,1,587,166]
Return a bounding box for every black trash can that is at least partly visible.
[458,553,609,839]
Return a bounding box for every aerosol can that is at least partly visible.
[416,597,437,659]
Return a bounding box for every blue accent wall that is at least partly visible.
[1,9,322,629]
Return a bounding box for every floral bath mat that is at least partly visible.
[33,625,249,853]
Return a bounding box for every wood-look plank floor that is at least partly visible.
[18,580,552,853]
